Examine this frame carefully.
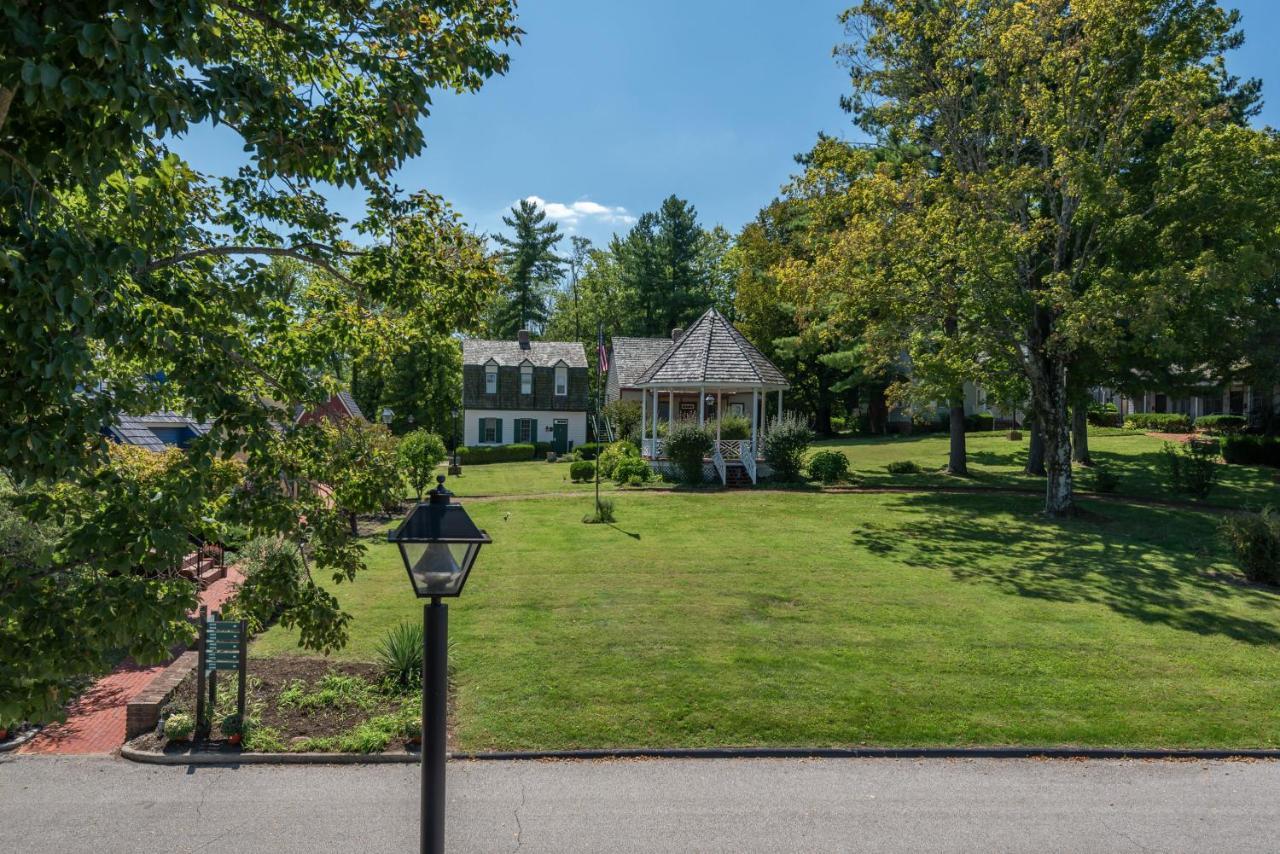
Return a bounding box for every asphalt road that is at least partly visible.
[2,754,1277,853]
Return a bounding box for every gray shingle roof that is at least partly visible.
[635,308,788,388]
[336,390,365,421]
[104,414,170,452]
[462,339,587,368]
[610,337,674,388]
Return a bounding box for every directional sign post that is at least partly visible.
[195,608,248,737]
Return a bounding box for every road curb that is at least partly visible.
[120,742,1280,766]
[0,727,42,753]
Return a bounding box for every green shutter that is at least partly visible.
[495,418,503,443]
[529,418,537,444]
[477,417,485,443]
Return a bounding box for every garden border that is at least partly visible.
[0,726,42,753]
[120,742,1280,766]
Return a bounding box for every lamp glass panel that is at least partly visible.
[401,541,472,596]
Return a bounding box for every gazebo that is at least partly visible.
[634,308,789,485]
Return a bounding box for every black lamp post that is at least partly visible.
[449,406,461,476]
[388,476,490,854]
[381,407,394,427]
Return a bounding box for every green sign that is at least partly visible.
[205,620,242,671]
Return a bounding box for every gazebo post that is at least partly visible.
[640,388,647,456]
[716,390,722,444]
[652,387,659,457]
[777,389,783,421]
[668,390,674,437]
[751,387,759,459]
[699,386,705,426]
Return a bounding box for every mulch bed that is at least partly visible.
[134,656,452,754]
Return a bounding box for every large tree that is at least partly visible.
[490,199,564,336]
[0,1,516,722]
[837,0,1280,515]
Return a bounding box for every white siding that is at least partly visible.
[462,408,587,448]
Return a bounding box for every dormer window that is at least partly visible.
[484,360,498,394]
[520,363,533,395]
[554,364,568,396]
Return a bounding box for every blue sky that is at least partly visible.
[176,0,1279,248]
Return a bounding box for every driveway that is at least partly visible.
[1,754,1275,852]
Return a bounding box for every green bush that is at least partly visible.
[807,451,851,484]
[713,414,751,440]
[397,429,447,500]
[583,497,616,524]
[596,440,639,479]
[1124,412,1192,433]
[1161,440,1218,498]
[887,460,922,475]
[612,456,651,484]
[603,400,643,441]
[455,443,537,464]
[964,412,996,432]
[1222,435,1280,468]
[569,460,595,482]
[664,421,713,484]
[375,621,423,691]
[1194,414,1246,434]
[763,414,813,482]
[575,442,603,461]
[1220,507,1280,585]
[1087,402,1121,427]
[219,712,243,738]
[164,712,194,741]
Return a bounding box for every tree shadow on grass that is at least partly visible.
[858,492,1280,646]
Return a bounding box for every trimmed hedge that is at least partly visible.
[808,450,851,484]
[1220,507,1280,585]
[1222,435,1280,468]
[964,412,995,432]
[1123,412,1192,433]
[456,443,537,464]
[576,442,603,461]
[1194,414,1246,434]
[569,460,595,482]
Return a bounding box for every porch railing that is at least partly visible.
[739,440,757,484]
[646,437,663,459]
[717,440,741,461]
[712,445,726,485]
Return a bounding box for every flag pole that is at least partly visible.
[595,321,602,519]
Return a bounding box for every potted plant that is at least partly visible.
[402,714,422,746]
[219,713,244,746]
[164,712,194,743]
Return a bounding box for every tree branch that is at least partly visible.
[0,85,15,136]
[140,244,361,289]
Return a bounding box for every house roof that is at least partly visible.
[104,412,209,451]
[462,339,587,368]
[335,390,365,421]
[635,308,789,389]
[610,336,676,388]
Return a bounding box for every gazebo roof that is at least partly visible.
[635,308,788,389]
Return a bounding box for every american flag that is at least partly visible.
[597,324,609,374]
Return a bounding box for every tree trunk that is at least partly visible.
[1042,408,1075,515]
[1024,421,1046,476]
[348,510,358,537]
[1071,405,1092,466]
[946,399,968,475]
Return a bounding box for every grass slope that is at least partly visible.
[254,490,1280,750]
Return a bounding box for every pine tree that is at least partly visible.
[492,199,564,336]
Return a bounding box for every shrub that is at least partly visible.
[1161,440,1218,498]
[763,414,813,482]
[1220,507,1280,585]
[583,497,616,524]
[713,413,751,440]
[1193,414,1246,435]
[575,442,603,461]
[1087,402,1121,427]
[886,460,921,475]
[665,421,713,484]
[1090,466,1119,494]
[1123,412,1191,433]
[1222,435,1280,468]
[596,440,639,479]
[375,621,423,691]
[612,456,651,484]
[603,400,643,441]
[569,460,595,482]
[807,451,851,484]
[219,713,243,738]
[164,712,194,741]
[397,430,447,500]
[455,443,536,464]
[964,412,996,432]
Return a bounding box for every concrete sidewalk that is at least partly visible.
[2,754,1276,852]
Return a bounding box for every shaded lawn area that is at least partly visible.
[253,490,1280,749]
[812,430,1280,509]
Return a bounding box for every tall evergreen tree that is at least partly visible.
[492,199,565,336]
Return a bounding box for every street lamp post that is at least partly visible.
[449,406,462,476]
[381,407,394,427]
[388,476,490,854]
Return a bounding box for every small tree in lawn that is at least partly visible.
[763,414,814,482]
[398,430,448,501]
[302,418,402,536]
[665,421,713,484]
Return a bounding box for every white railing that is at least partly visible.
[717,439,741,461]
[647,437,663,459]
[739,440,757,484]
[712,445,726,485]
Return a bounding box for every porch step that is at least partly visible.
[723,463,752,488]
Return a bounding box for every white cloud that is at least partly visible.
[521,195,637,227]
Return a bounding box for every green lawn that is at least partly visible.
[438,458,672,498]
[254,488,1280,750]
[813,430,1280,509]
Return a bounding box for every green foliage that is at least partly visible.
[808,451,852,484]
[243,724,286,753]
[1194,415,1247,435]
[713,414,751,440]
[353,332,462,439]
[583,497,616,524]
[278,673,378,714]
[596,440,639,480]
[1125,413,1193,433]
[456,444,537,464]
[603,400,643,441]
[489,200,564,336]
[163,713,194,741]
[664,421,713,484]
[1219,507,1280,586]
[1090,467,1120,494]
[569,460,596,483]
[219,713,244,738]
[336,714,404,754]
[1087,403,1122,428]
[575,442,603,461]
[375,621,423,691]
[398,430,447,500]
[763,414,814,482]
[886,460,922,475]
[964,413,996,433]
[1162,441,1219,498]
[1222,435,1280,468]
[613,456,651,485]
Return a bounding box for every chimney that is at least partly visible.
[517,329,530,349]
[671,327,683,341]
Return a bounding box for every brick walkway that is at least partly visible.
[19,565,244,756]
